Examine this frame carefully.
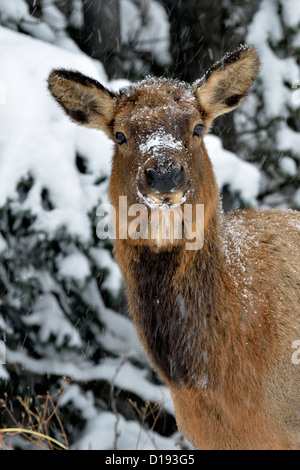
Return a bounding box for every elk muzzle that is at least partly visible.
[145,166,184,193]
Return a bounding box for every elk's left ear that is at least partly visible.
[48,69,117,137]
[193,46,260,128]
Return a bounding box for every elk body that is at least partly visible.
[48,47,300,450]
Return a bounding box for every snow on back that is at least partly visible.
[222,209,300,319]
[221,211,260,314]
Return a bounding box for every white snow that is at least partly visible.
[136,0,171,65]
[247,0,283,45]
[277,125,300,156]
[73,411,181,450]
[90,248,123,296]
[120,0,142,44]
[0,26,113,241]
[58,252,91,283]
[279,156,297,177]
[0,364,9,380]
[0,0,84,54]
[294,188,300,207]
[282,0,300,28]
[68,0,84,29]
[41,2,67,31]
[83,279,149,363]
[120,0,171,65]
[139,131,184,157]
[205,135,261,205]
[62,383,186,450]
[246,0,300,160]
[0,0,30,25]
[23,293,82,347]
[7,348,174,415]
[0,234,7,253]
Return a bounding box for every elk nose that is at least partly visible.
[145,166,183,193]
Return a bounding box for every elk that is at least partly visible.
[48,46,300,450]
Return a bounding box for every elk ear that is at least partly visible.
[48,69,117,137]
[193,46,259,128]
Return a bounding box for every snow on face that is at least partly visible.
[135,128,188,210]
[139,128,184,168]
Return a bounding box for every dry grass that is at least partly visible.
[129,398,164,450]
[0,378,70,450]
[0,365,181,450]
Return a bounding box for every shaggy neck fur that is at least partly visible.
[115,214,228,388]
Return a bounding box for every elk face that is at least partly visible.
[48,46,259,249]
[111,78,207,211]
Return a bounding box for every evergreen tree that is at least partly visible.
[0,0,299,450]
[237,0,300,209]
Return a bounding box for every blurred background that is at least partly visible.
[0,0,299,450]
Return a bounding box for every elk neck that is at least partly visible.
[114,208,233,389]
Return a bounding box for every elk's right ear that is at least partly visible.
[48,69,117,137]
[193,46,260,129]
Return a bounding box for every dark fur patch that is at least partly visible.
[51,69,116,98]
[125,232,222,386]
[225,93,245,108]
[108,119,115,131]
[68,108,89,124]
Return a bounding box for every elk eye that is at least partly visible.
[115,132,127,145]
[193,124,205,137]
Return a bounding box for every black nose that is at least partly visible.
[145,166,183,193]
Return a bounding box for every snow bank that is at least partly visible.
[0,26,113,241]
[205,135,261,205]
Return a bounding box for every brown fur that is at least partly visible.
[48,69,117,134]
[193,47,260,129]
[48,46,300,449]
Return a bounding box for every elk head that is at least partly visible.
[48,46,259,250]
